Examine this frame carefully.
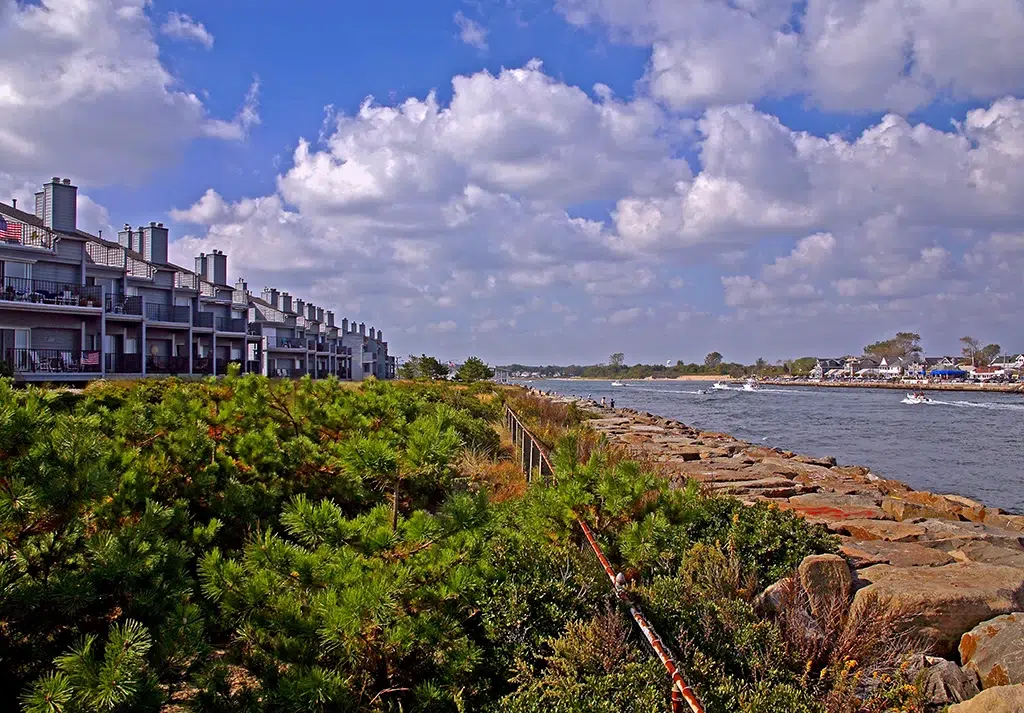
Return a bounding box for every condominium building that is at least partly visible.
[0,177,396,383]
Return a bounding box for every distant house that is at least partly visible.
[990,354,1024,372]
[901,357,926,378]
[877,357,902,378]
[846,354,881,376]
[924,356,958,370]
[810,358,845,380]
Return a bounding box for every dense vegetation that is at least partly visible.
[1,375,922,712]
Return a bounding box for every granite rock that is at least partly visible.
[839,539,955,568]
[960,613,1024,688]
[798,554,852,617]
[947,684,1024,712]
[852,563,1024,655]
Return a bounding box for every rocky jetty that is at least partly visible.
[575,403,1024,710]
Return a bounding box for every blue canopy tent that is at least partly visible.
[929,369,967,377]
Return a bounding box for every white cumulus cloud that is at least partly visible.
[160,11,214,49]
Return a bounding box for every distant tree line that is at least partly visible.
[501,352,820,379]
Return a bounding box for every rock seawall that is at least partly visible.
[565,400,1024,708]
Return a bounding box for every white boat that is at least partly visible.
[742,379,760,392]
[903,392,932,404]
[696,389,708,395]
[611,381,625,387]
[712,382,731,390]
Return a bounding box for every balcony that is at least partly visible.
[4,349,101,374]
[317,341,329,352]
[146,355,190,374]
[145,304,191,323]
[216,317,246,333]
[307,338,317,351]
[246,359,261,374]
[0,220,57,250]
[269,366,306,378]
[193,312,214,329]
[1,277,103,308]
[193,356,213,375]
[265,336,305,350]
[105,294,143,316]
[105,353,142,374]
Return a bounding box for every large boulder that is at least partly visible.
[947,684,1024,712]
[840,539,955,568]
[852,563,1024,655]
[883,496,961,522]
[785,493,888,522]
[951,542,1024,568]
[798,554,852,617]
[832,519,927,542]
[905,655,981,710]
[960,613,1024,688]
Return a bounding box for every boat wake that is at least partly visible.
[902,396,1024,411]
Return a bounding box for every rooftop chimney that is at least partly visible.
[359,322,365,336]
[142,222,169,263]
[11,198,16,209]
[37,177,78,232]
[370,327,376,340]
[281,292,292,313]
[326,310,335,327]
[342,318,349,333]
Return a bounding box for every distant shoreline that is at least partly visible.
[518,376,1024,394]
[761,379,1024,394]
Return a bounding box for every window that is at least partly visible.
[15,328,29,350]
[2,261,31,280]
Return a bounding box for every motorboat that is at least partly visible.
[696,389,708,395]
[712,382,731,390]
[904,392,932,404]
[611,381,625,387]
[742,379,760,392]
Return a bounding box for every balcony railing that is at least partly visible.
[317,341,329,352]
[216,317,246,333]
[1,277,102,307]
[4,349,101,374]
[175,272,199,290]
[0,220,57,250]
[193,356,213,375]
[147,355,190,374]
[266,336,305,349]
[145,304,190,323]
[307,338,317,351]
[105,353,142,373]
[105,294,143,315]
[269,366,306,378]
[246,360,261,374]
[193,312,214,328]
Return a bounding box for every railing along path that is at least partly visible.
[504,405,706,713]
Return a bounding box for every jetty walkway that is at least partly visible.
[537,394,1024,710]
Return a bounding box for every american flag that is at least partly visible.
[0,215,23,243]
[82,351,100,366]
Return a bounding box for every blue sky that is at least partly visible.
[3,0,1024,364]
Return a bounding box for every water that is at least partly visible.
[521,380,1024,514]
